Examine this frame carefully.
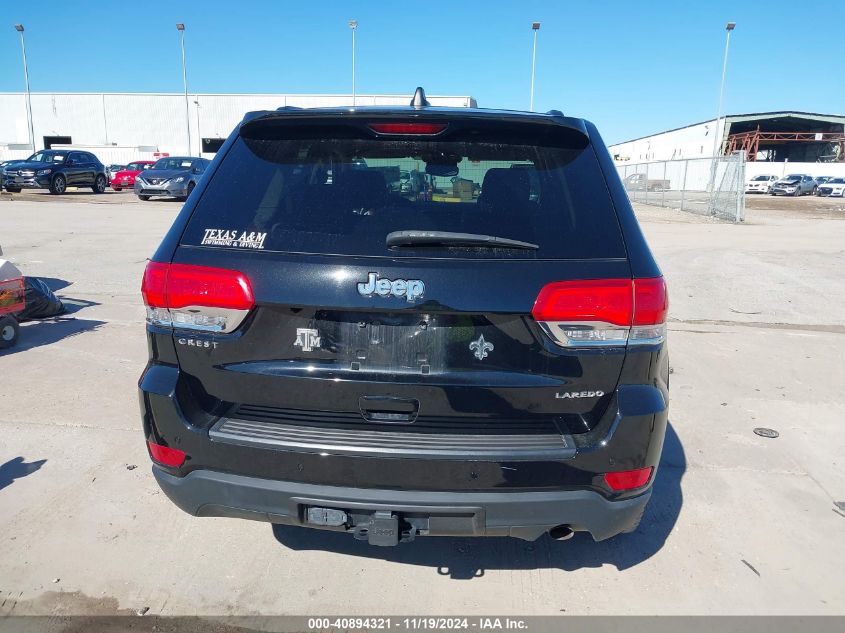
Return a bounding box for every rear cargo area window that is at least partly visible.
[182,133,626,260]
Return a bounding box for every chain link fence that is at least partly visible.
[615,153,746,222]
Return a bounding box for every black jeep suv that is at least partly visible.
[2,150,108,195]
[140,89,669,546]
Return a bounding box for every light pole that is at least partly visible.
[193,99,201,156]
[14,24,35,151]
[176,23,192,156]
[348,20,358,106]
[708,21,736,207]
[711,22,736,160]
[529,22,540,111]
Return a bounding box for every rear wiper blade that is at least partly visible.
[386,230,538,250]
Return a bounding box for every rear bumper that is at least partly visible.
[153,466,651,541]
[139,359,669,542]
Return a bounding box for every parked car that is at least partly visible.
[0,159,27,192]
[745,174,778,194]
[106,164,126,182]
[1,150,107,195]
[139,89,670,546]
[770,174,817,196]
[816,177,845,197]
[110,160,155,191]
[134,156,210,201]
[623,172,670,192]
[813,176,832,187]
[398,169,430,198]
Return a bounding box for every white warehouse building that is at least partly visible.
[609,111,845,178]
[0,91,477,164]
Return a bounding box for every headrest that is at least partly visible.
[480,168,530,206]
[335,170,386,193]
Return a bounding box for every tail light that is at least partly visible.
[141,262,254,333]
[532,277,667,347]
[147,440,186,467]
[603,466,653,491]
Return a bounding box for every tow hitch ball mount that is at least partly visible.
[353,511,416,546]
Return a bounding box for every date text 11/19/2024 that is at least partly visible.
[307,617,529,630]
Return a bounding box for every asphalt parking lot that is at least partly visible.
[1,191,844,616]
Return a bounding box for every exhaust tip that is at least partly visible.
[549,524,575,541]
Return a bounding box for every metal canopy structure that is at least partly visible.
[725,128,845,162]
[609,111,845,164]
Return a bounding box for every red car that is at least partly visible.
[110,160,155,191]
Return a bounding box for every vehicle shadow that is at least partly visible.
[58,297,99,316]
[271,423,685,577]
[22,191,101,197]
[0,456,47,491]
[1,316,105,356]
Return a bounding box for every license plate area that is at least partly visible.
[316,311,464,375]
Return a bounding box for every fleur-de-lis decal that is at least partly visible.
[469,334,494,361]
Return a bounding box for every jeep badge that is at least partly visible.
[357,272,425,303]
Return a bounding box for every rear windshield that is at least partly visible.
[182,130,626,260]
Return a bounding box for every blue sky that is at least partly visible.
[2,0,843,144]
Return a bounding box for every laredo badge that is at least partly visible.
[555,390,605,399]
[201,228,267,250]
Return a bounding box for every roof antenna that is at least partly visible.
[410,87,430,108]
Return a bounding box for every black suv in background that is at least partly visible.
[140,89,669,546]
[2,150,107,195]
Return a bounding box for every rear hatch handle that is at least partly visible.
[359,396,420,424]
